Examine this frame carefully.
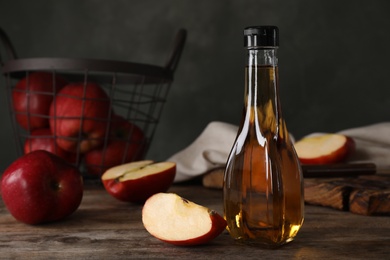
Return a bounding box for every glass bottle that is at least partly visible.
[223,26,304,248]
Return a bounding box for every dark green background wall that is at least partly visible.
[1,0,389,171]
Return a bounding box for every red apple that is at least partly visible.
[142,193,227,246]
[49,82,112,154]
[101,160,176,203]
[1,150,83,225]
[12,72,68,130]
[23,128,78,164]
[85,115,146,176]
[294,134,355,165]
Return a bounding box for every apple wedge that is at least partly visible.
[294,134,355,165]
[101,160,176,203]
[142,193,227,246]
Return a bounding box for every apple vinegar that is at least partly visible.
[223,26,304,248]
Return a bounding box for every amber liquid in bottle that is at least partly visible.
[223,61,304,248]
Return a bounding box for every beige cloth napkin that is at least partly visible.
[168,121,390,182]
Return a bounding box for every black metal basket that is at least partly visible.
[0,27,186,177]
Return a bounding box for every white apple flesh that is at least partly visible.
[294,134,355,165]
[101,160,176,203]
[142,193,227,246]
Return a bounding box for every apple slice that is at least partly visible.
[294,134,355,165]
[142,193,227,246]
[101,160,176,203]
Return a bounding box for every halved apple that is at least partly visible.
[101,160,176,203]
[294,134,355,165]
[142,193,227,246]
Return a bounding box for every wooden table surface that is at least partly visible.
[1,182,389,260]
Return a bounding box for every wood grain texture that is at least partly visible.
[1,183,389,259]
[304,180,347,210]
[304,175,390,216]
[202,167,390,216]
[348,175,390,215]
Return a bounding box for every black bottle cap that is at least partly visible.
[244,26,279,47]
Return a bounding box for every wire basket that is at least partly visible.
[0,27,186,177]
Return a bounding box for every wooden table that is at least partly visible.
[1,183,389,259]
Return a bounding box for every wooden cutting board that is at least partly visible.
[202,167,390,216]
[304,174,390,216]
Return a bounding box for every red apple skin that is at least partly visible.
[345,136,356,159]
[159,210,227,246]
[23,128,78,164]
[49,82,112,154]
[85,115,146,176]
[1,150,83,225]
[102,166,176,203]
[12,72,68,131]
[297,135,356,165]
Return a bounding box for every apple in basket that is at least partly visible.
[142,193,227,246]
[101,160,176,203]
[49,82,112,154]
[85,115,146,176]
[12,72,68,131]
[294,134,355,164]
[1,150,83,225]
[23,128,78,164]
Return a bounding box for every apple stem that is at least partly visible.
[50,180,61,191]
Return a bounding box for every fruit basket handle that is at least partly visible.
[0,27,18,66]
[164,28,187,73]
[0,27,186,73]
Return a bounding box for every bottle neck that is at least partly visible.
[246,48,278,67]
[245,48,279,108]
[244,47,282,136]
